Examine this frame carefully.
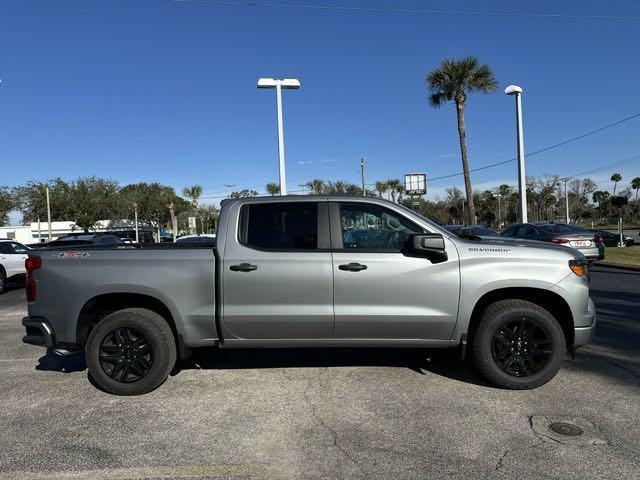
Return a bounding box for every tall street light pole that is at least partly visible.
[134,202,139,243]
[360,158,366,196]
[45,185,52,241]
[505,85,527,223]
[257,77,300,196]
[564,178,570,223]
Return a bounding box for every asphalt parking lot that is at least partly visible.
[0,267,638,480]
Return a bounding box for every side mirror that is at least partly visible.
[409,233,447,260]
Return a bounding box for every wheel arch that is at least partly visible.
[466,287,575,351]
[76,292,187,357]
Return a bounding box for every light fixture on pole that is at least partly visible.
[257,77,301,196]
[505,85,527,223]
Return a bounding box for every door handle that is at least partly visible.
[339,262,367,272]
[229,263,258,272]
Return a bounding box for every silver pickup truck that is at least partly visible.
[22,196,596,395]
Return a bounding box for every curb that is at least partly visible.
[593,261,640,272]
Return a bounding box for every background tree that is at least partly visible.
[610,173,622,195]
[196,205,219,233]
[265,183,280,196]
[15,178,72,224]
[568,178,596,223]
[182,184,203,234]
[161,187,190,240]
[386,179,404,202]
[230,189,259,199]
[426,56,498,224]
[305,179,325,195]
[66,177,121,232]
[375,180,389,199]
[592,190,611,223]
[182,185,203,209]
[0,187,16,226]
[121,183,168,241]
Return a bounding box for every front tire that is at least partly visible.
[472,300,565,390]
[0,268,6,294]
[85,308,176,395]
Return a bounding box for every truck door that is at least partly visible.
[221,200,334,340]
[330,201,460,340]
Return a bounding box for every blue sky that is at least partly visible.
[2,0,640,222]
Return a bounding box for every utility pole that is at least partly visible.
[45,185,52,241]
[360,158,366,196]
[564,178,570,223]
[37,217,42,243]
[134,202,139,243]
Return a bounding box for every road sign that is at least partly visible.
[188,217,196,229]
[404,173,427,196]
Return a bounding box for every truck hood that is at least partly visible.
[458,235,583,259]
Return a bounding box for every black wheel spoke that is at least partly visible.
[494,332,511,347]
[492,317,552,378]
[99,327,153,384]
[109,359,125,379]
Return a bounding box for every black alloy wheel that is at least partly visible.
[491,318,552,377]
[99,327,153,383]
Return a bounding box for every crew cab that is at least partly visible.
[22,196,596,395]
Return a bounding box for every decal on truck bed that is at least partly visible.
[51,252,91,258]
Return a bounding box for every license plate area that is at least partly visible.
[570,240,591,247]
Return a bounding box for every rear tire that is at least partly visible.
[0,268,6,294]
[85,308,176,395]
[472,299,565,390]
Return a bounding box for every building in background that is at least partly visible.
[0,220,155,244]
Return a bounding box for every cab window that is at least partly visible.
[339,203,422,251]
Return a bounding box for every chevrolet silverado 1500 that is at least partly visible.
[22,196,596,395]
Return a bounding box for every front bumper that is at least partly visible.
[22,317,55,348]
[573,297,596,348]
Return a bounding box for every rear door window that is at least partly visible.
[241,202,319,250]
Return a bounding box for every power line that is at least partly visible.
[168,0,640,22]
[199,112,640,199]
[429,112,640,182]
[560,153,640,181]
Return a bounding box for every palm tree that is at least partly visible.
[182,185,203,209]
[161,187,178,240]
[265,183,280,196]
[375,180,389,199]
[611,173,622,195]
[305,179,325,195]
[182,185,202,233]
[426,56,498,224]
[632,177,640,221]
[386,179,402,202]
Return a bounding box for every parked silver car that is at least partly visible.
[500,222,603,261]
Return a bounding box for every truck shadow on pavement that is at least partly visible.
[33,345,493,387]
[35,350,86,373]
[175,347,494,388]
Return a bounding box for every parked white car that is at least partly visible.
[0,240,30,293]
